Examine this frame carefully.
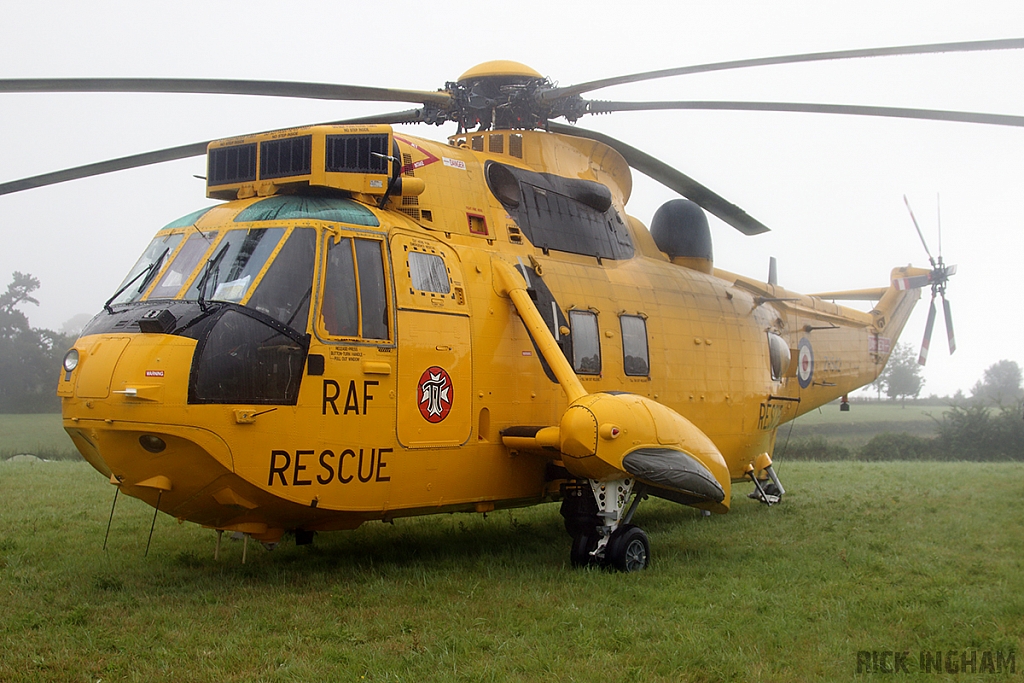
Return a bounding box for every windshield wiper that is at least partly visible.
[196,243,229,312]
[136,248,169,296]
[103,248,170,314]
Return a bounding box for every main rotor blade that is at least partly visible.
[0,78,452,106]
[0,109,428,196]
[918,295,937,366]
[942,293,957,355]
[0,142,208,196]
[323,108,429,126]
[584,100,1024,128]
[541,38,1024,101]
[547,121,769,235]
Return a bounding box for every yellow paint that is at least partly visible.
[60,125,925,541]
[458,61,543,82]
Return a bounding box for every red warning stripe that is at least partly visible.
[394,135,441,174]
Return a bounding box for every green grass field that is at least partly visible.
[783,403,945,451]
[0,413,78,461]
[1,460,1021,682]
[790,403,943,426]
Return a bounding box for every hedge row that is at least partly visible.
[779,402,1024,461]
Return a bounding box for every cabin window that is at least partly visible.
[408,252,450,294]
[322,237,389,340]
[570,310,601,375]
[620,315,650,376]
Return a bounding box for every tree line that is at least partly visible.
[0,273,76,413]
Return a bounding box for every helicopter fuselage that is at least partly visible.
[59,126,920,543]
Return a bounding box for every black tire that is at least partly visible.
[605,524,650,572]
[564,516,599,538]
[570,533,598,568]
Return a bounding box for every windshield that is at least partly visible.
[109,222,318,334]
[149,230,217,299]
[186,227,285,302]
[108,233,184,306]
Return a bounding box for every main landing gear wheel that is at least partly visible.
[605,524,650,572]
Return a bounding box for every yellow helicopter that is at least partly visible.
[1,39,1012,571]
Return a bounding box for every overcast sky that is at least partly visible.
[2,0,1023,397]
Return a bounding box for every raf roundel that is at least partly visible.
[797,338,814,389]
[417,366,453,423]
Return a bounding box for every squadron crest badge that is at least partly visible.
[417,366,453,423]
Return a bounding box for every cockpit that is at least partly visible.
[84,195,385,406]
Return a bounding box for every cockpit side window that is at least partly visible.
[321,236,390,341]
[322,238,358,337]
[355,238,388,340]
[246,228,316,331]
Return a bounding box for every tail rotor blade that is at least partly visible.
[942,293,956,355]
[918,295,937,366]
[893,274,933,290]
[904,195,936,267]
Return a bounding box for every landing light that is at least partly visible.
[62,349,79,372]
[139,435,167,454]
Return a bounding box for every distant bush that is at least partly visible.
[858,432,937,461]
[935,401,1024,461]
[777,402,1024,462]
[778,436,853,461]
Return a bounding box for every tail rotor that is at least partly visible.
[903,195,956,366]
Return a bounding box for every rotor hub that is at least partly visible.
[446,61,584,131]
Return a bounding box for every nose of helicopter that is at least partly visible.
[61,332,241,522]
[65,413,236,512]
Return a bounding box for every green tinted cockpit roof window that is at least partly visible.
[162,206,214,229]
[234,196,379,227]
